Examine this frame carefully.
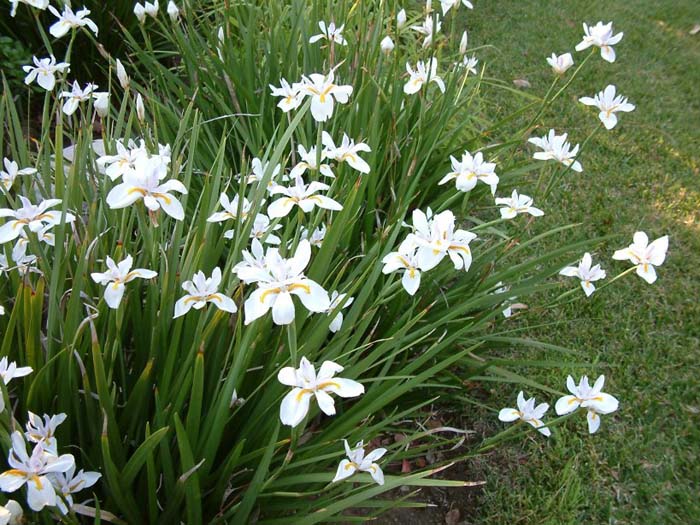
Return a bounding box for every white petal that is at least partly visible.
[555,395,580,415]
[26,476,56,511]
[279,388,311,427]
[209,293,237,313]
[559,266,579,277]
[318,360,343,379]
[106,183,142,209]
[173,296,193,318]
[587,393,619,414]
[243,288,274,324]
[267,198,295,218]
[402,268,421,296]
[599,111,618,130]
[581,280,596,297]
[323,377,364,398]
[587,410,601,434]
[600,45,616,63]
[498,408,520,422]
[0,221,22,244]
[291,279,330,313]
[313,195,343,211]
[0,471,27,492]
[416,247,444,271]
[647,236,668,266]
[310,95,334,122]
[366,463,385,485]
[157,193,184,220]
[636,263,657,284]
[271,291,296,325]
[332,459,357,482]
[103,282,125,309]
[277,366,299,387]
[315,390,336,416]
[36,72,56,91]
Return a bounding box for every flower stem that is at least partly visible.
[287,320,298,366]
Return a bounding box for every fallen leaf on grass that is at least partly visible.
[445,508,461,525]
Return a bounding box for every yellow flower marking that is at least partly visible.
[32,474,44,489]
[319,84,336,103]
[127,188,172,204]
[295,381,340,401]
[184,293,223,304]
[3,468,27,478]
[260,283,311,303]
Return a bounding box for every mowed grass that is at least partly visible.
[462,1,700,523]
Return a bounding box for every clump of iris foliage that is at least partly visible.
[0,0,666,523]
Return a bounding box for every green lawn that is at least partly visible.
[464,1,700,523]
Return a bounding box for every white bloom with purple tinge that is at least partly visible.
[269,78,303,113]
[403,209,477,272]
[495,190,544,220]
[559,252,606,296]
[48,4,98,38]
[23,56,69,91]
[244,213,282,244]
[59,81,98,116]
[309,21,347,45]
[0,158,36,192]
[91,255,157,309]
[174,267,237,318]
[404,59,445,95]
[207,193,253,224]
[555,375,619,434]
[106,156,187,220]
[278,357,364,427]
[579,85,635,130]
[239,240,330,326]
[298,69,353,122]
[290,144,335,179]
[546,52,574,74]
[267,175,342,218]
[0,196,75,245]
[439,150,498,194]
[612,232,668,284]
[51,464,101,515]
[575,21,623,63]
[0,431,74,511]
[322,132,372,174]
[528,129,583,172]
[333,440,387,485]
[410,15,441,48]
[300,224,326,248]
[326,291,354,333]
[499,391,551,437]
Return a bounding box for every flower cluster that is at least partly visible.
[0,422,100,513]
[499,374,619,436]
[269,69,353,122]
[383,209,477,295]
[0,361,101,514]
[0,0,675,514]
